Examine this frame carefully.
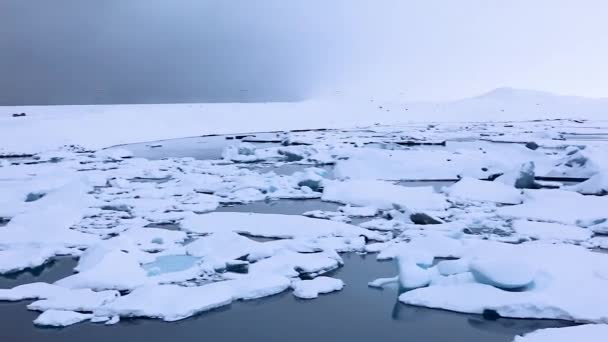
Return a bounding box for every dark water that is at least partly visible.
[396,180,456,192]
[248,164,335,177]
[0,257,78,289]
[111,133,281,160]
[0,254,570,342]
[217,199,340,216]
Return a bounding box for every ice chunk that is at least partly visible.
[445,177,523,204]
[222,142,255,160]
[292,276,344,299]
[470,258,537,289]
[397,257,432,290]
[578,218,608,235]
[400,240,608,322]
[496,161,538,189]
[0,247,60,274]
[303,210,350,222]
[512,220,592,243]
[96,284,232,321]
[0,180,98,248]
[498,189,608,225]
[34,310,93,327]
[98,275,290,321]
[567,172,608,196]
[27,288,119,312]
[0,282,70,301]
[338,205,378,217]
[368,276,398,288]
[181,212,384,241]
[513,324,608,342]
[249,250,341,278]
[293,168,327,192]
[359,218,406,231]
[547,146,607,179]
[322,179,448,211]
[437,259,470,276]
[186,231,259,265]
[56,248,147,291]
[377,233,464,261]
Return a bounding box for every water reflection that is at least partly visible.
[0,257,77,289]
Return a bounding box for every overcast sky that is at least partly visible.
[1,0,607,105]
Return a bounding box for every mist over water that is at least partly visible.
[1,0,607,105]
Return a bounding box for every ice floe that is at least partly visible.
[568,172,608,196]
[513,324,608,342]
[181,212,385,241]
[512,220,592,243]
[292,276,344,299]
[445,177,524,204]
[322,179,448,211]
[399,240,608,323]
[34,310,93,327]
[498,189,608,226]
[96,275,290,321]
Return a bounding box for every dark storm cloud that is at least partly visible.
[0,0,351,105]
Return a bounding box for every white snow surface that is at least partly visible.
[33,310,93,327]
[292,276,344,299]
[445,178,524,204]
[512,220,592,243]
[322,179,448,211]
[399,240,608,323]
[181,212,384,241]
[513,324,608,342]
[2,88,607,154]
[97,275,290,321]
[498,189,608,225]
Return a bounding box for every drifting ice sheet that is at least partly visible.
[181,212,384,241]
[322,179,448,211]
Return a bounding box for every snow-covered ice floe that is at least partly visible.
[1,117,608,333]
[513,324,608,342]
[398,240,608,323]
[292,276,344,299]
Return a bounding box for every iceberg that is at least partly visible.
[292,276,344,299]
[33,310,93,327]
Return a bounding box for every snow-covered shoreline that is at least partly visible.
[1,88,607,155]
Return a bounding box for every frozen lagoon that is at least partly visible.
[1,119,608,340]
